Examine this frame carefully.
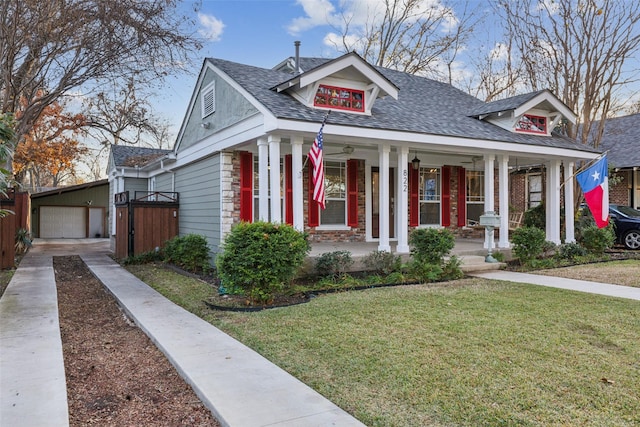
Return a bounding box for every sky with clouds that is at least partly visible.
[147,0,638,147]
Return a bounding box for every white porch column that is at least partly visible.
[396,146,410,253]
[378,144,391,252]
[268,135,281,223]
[483,154,496,251]
[291,136,304,231]
[365,160,372,241]
[564,160,576,243]
[545,159,562,244]
[498,155,510,248]
[257,138,269,221]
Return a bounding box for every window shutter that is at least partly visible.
[239,152,253,222]
[457,167,466,227]
[442,166,451,226]
[308,162,319,227]
[347,159,358,227]
[409,164,419,227]
[285,155,293,225]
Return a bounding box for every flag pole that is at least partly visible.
[300,110,331,173]
[559,150,608,190]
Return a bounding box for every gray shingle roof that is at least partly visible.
[111,145,172,168]
[595,113,640,168]
[467,90,548,116]
[208,56,598,154]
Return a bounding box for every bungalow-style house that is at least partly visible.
[593,113,639,209]
[108,50,600,260]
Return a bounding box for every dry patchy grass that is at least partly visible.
[535,259,640,287]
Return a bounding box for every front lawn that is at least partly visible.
[534,259,640,287]
[127,265,640,426]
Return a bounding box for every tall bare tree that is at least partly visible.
[0,0,201,148]
[495,0,640,147]
[82,78,164,148]
[328,0,479,80]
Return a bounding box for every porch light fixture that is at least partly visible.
[411,154,420,170]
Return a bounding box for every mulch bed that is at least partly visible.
[54,255,219,426]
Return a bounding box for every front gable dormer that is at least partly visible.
[272,52,399,115]
[469,89,576,136]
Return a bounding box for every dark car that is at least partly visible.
[609,204,640,250]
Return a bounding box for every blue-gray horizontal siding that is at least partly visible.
[173,154,221,260]
[155,173,173,192]
[124,178,148,198]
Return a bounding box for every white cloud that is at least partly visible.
[197,13,225,42]
[287,0,337,35]
[490,42,508,61]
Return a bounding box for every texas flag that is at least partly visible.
[576,155,609,228]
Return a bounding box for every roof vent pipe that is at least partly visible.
[294,40,301,73]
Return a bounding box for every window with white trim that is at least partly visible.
[466,170,484,224]
[201,81,215,118]
[515,114,546,134]
[419,167,440,225]
[528,173,542,208]
[321,161,347,225]
[253,158,283,221]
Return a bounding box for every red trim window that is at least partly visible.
[515,114,547,134]
[314,85,364,112]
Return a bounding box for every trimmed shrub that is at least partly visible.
[556,242,587,261]
[511,226,547,265]
[216,222,310,303]
[409,228,455,264]
[123,249,163,265]
[408,262,443,283]
[441,256,464,280]
[362,250,402,275]
[523,204,545,229]
[163,234,211,273]
[315,250,353,278]
[579,224,615,255]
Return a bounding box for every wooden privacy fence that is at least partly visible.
[114,191,179,259]
[0,190,30,269]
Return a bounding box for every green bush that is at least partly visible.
[511,226,547,265]
[409,228,455,264]
[216,222,310,303]
[362,250,402,275]
[441,256,464,280]
[555,242,587,261]
[523,204,545,229]
[163,234,211,273]
[315,250,354,278]
[408,262,443,283]
[579,224,615,255]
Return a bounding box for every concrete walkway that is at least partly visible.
[471,270,640,300]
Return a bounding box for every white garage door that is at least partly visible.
[40,207,86,238]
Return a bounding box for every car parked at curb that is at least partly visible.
[609,204,640,250]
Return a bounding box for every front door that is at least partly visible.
[372,167,395,239]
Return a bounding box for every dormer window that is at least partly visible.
[515,114,547,134]
[314,85,364,112]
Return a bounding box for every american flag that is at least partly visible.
[309,119,326,209]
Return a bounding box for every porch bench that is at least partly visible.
[509,212,524,231]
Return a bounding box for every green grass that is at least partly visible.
[127,265,640,426]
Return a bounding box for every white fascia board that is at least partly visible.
[172,115,267,168]
[515,92,576,124]
[274,118,599,160]
[299,56,398,99]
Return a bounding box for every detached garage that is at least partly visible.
[31,180,109,239]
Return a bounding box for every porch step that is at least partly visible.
[458,255,506,273]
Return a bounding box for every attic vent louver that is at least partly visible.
[201,81,215,118]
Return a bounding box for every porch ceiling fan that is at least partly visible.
[325,145,355,156]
